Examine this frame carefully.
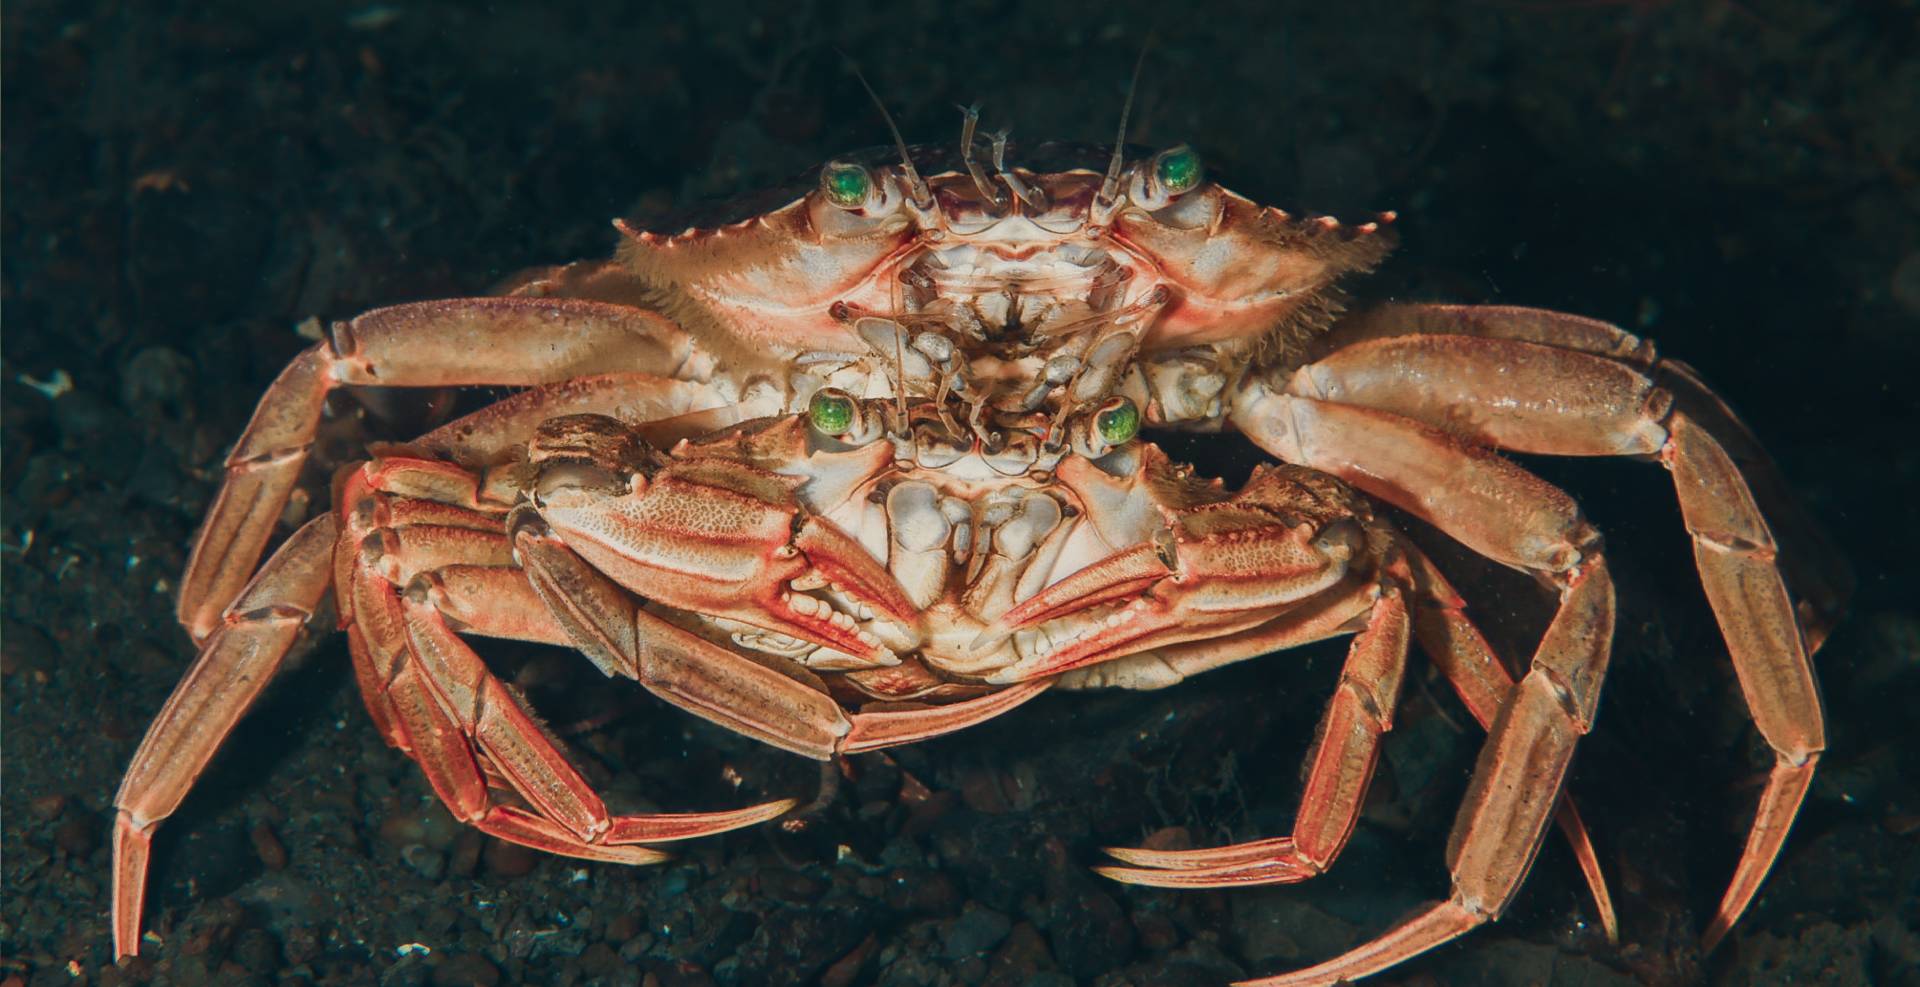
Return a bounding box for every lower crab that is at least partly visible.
[115,126,1845,984]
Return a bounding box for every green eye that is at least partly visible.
[808,389,856,435]
[821,162,872,209]
[1154,146,1201,195]
[1094,398,1141,446]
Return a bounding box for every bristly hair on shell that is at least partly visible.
[1247,210,1399,369]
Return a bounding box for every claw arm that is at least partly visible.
[1230,379,1619,982]
[535,454,917,667]
[115,515,339,959]
[179,298,709,643]
[1255,325,1827,952]
[1100,575,1410,889]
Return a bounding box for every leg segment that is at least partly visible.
[1668,413,1824,950]
[1097,544,1619,942]
[180,298,707,642]
[1053,576,1378,692]
[114,515,339,959]
[1403,544,1619,944]
[340,461,797,864]
[1231,387,1620,982]
[509,513,857,758]
[841,681,1055,753]
[393,593,793,844]
[1099,570,1411,888]
[1657,358,1849,650]
[1273,330,1827,948]
[411,372,753,467]
[973,467,1370,683]
[1243,553,1616,987]
[1310,303,1848,646]
[510,514,1056,758]
[530,445,920,668]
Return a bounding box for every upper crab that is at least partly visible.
[605,130,1397,437]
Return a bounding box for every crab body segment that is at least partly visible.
[114,136,1845,985]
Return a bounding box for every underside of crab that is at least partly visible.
[113,126,1847,985]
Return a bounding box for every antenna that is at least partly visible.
[1096,41,1153,208]
[843,56,934,209]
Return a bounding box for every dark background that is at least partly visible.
[4,2,1917,985]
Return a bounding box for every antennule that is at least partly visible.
[957,104,1005,208]
[991,130,1047,210]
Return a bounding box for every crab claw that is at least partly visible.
[529,422,918,665]
[968,534,1175,655]
[977,507,1363,684]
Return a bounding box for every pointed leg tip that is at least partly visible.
[1098,843,1202,869]
[1232,901,1484,987]
[1091,864,1154,886]
[759,797,803,820]
[1701,916,1734,955]
[1098,838,1315,884]
[606,797,804,844]
[1231,970,1345,987]
[1598,905,1621,946]
[1552,797,1620,946]
[1100,838,1288,869]
[1090,862,1270,889]
[112,811,152,965]
[111,910,147,962]
[590,840,676,866]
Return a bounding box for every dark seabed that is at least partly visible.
[4,2,1918,985]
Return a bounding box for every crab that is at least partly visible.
[113,117,1847,984]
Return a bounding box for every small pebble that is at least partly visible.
[482,837,537,877]
[1892,251,1920,318]
[754,867,823,903]
[54,813,98,857]
[1133,910,1181,952]
[618,933,653,964]
[605,913,642,944]
[283,925,321,966]
[579,941,621,977]
[884,868,959,915]
[988,922,1054,982]
[430,953,500,987]
[250,821,288,870]
[447,829,483,878]
[945,904,1013,959]
[402,843,446,881]
[2,621,57,678]
[1137,826,1193,852]
[651,961,716,987]
[232,928,282,975]
[380,801,462,851]
[820,932,877,987]
[424,905,459,937]
[958,767,1013,814]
